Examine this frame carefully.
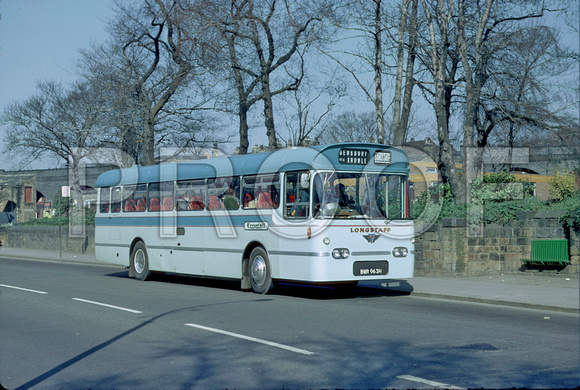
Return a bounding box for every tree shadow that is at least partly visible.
[13,298,264,390]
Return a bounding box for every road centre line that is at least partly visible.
[0,284,48,295]
[72,298,142,314]
[185,323,316,356]
[396,375,463,389]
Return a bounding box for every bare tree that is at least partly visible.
[79,0,217,165]
[2,80,108,206]
[391,0,418,147]
[277,59,347,147]
[418,0,464,203]
[196,0,327,153]
[318,0,390,145]
[484,25,578,162]
[317,111,377,144]
[413,0,573,204]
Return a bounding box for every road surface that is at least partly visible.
[1,257,578,389]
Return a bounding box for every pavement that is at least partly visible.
[1,246,578,314]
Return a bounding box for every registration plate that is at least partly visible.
[353,261,389,276]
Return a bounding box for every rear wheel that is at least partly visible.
[249,247,272,294]
[131,241,150,281]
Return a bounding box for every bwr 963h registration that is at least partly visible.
[353,261,389,276]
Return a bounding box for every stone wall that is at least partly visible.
[0,226,94,254]
[414,210,579,277]
[1,211,578,277]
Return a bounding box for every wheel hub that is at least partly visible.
[134,249,145,274]
[251,255,267,286]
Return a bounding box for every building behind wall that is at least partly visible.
[0,171,37,224]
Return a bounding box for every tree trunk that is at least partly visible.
[373,0,384,144]
[398,0,418,145]
[238,103,249,155]
[435,78,464,203]
[392,0,411,147]
[262,72,278,150]
[421,0,464,204]
[458,0,493,204]
[142,116,156,166]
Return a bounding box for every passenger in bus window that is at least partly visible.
[177,192,192,211]
[223,186,239,210]
[335,183,349,207]
[243,192,253,208]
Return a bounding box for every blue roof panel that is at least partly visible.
[96,143,409,187]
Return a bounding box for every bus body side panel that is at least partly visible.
[201,212,280,280]
[95,216,130,267]
[171,225,205,276]
[275,221,332,282]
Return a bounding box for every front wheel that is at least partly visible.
[131,241,150,281]
[249,247,272,294]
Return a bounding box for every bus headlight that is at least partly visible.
[393,247,408,257]
[332,248,350,259]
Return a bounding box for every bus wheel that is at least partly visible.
[249,247,272,294]
[131,241,150,281]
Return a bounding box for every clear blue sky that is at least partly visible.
[0,0,114,169]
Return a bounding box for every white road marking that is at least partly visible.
[72,298,142,314]
[0,284,48,294]
[397,375,463,389]
[185,323,316,356]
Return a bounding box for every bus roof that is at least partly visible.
[96,143,409,187]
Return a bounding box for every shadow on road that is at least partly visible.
[104,269,414,300]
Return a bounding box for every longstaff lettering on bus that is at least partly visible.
[350,227,391,233]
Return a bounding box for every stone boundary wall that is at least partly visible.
[414,210,579,277]
[1,211,578,277]
[0,226,94,255]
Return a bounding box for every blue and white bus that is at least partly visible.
[95,143,414,294]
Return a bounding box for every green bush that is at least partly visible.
[412,183,466,223]
[21,207,95,226]
[413,182,578,230]
[480,196,543,224]
[553,191,580,231]
[549,169,577,201]
[471,172,533,205]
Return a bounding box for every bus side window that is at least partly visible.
[176,179,205,211]
[111,187,122,213]
[243,174,279,209]
[207,178,222,210]
[99,187,110,213]
[123,185,136,212]
[285,172,309,218]
[242,176,256,209]
[148,183,160,211]
[160,181,174,211]
[133,184,148,212]
[222,177,240,210]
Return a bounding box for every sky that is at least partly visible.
[0,0,114,170]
